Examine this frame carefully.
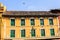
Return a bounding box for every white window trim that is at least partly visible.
[20,17,25,19]
[30,17,35,19]
[10,17,15,19]
[48,17,53,19]
[39,17,44,19]
[50,28,54,29]
[20,28,25,30]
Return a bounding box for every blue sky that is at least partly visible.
[0,0,60,11]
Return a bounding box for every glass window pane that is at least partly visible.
[11,19,15,26]
[10,30,15,37]
[21,19,25,26]
[31,19,35,25]
[41,29,45,36]
[21,30,25,37]
[50,29,55,36]
[31,29,35,37]
[40,19,44,25]
[49,19,53,25]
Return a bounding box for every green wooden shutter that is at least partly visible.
[31,29,35,37]
[41,29,45,36]
[11,19,15,26]
[10,30,15,37]
[50,29,55,36]
[31,19,35,25]
[40,19,44,25]
[21,19,25,26]
[21,30,25,37]
[49,19,53,25]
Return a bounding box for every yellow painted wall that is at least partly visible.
[1,17,59,39]
[0,3,59,40]
[0,3,6,40]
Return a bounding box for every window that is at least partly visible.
[21,29,25,37]
[49,19,53,25]
[50,29,55,36]
[21,19,25,26]
[40,19,44,25]
[11,19,15,26]
[31,29,35,37]
[10,30,15,37]
[41,29,45,36]
[30,19,35,26]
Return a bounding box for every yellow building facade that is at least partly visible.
[0,3,60,40]
[0,3,6,40]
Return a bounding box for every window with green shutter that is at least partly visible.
[49,19,53,25]
[21,19,25,26]
[31,29,35,37]
[41,29,45,36]
[10,30,15,37]
[11,19,15,26]
[50,29,55,36]
[30,19,35,26]
[21,29,25,37]
[40,19,44,25]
